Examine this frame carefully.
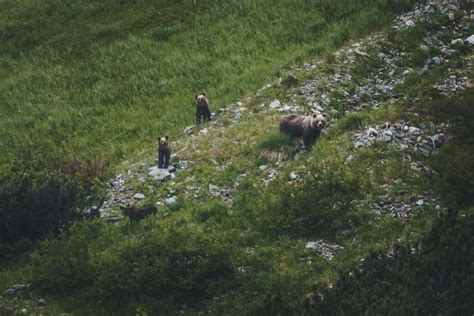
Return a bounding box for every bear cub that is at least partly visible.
[279,112,327,150]
[121,204,157,221]
[195,93,212,124]
[157,136,171,168]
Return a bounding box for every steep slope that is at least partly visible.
[1,1,474,315]
[0,0,418,245]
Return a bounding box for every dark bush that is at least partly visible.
[0,155,106,249]
[30,220,237,306]
[316,209,474,315]
[246,156,366,240]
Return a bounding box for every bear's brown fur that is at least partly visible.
[157,136,171,168]
[195,93,211,124]
[120,204,157,221]
[279,113,327,150]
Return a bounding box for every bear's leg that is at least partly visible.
[158,152,164,168]
[303,134,315,151]
[205,109,212,122]
[196,111,201,124]
[164,151,170,169]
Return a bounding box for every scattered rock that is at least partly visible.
[133,193,145,200]
[184,125,194,135]
[164,196,177,206]
[305,241,344,260]
[353,121,447,152]
[269,100,281,109]
[405,20,415,27]
[4,284,28,295]
[289,172,299,181]
[466,35,474,45]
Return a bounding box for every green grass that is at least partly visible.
[0,0,420,244]
[4,0,474,314]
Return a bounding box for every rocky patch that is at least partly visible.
[305,241,344,260]
[353,121,447,152]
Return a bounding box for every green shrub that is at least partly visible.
[244,153,366,239]
[0,152,106,247]
[428,89,474,208]
[316,209,474,315]
[30,219,237,306]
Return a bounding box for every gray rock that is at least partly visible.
[133,193,145,200]
[164,196,177,206]
[382,130,393,142]
[366,127,379,137]
[148,166,171,181]
[4,284,28,295]
[184,125,194,135]
[451,38,464,46]
[269,100,281,109]
[209,184,219,191]
[305,241,344,260]
[408,126,421,135]
[415,199,424,206]
[259,165,268,171]
[428,134,445,149]
[289,172,299,181]
[432,56,443,65]
[405,20,415,27]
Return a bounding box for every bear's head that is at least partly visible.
[310,113,327,130]
[195,93,208,107]
[157,136,169,149]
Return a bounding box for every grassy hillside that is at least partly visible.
[0,0,419,243]
[2,0,474,315]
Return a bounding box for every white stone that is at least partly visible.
[451,38,464,46]
[133,193,145,200]
[164,196,176,206]
[465,35,474,45]
[289,172,299,180]
[209,184,219,191]
[269,100,281,109]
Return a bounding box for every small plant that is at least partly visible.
[281,75,299,88]
[258,132,298,162]
[151,26,175,41]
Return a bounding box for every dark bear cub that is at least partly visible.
[157,136,171,168]
[120,204,157,221]
[279,112,327,150]
[195,93,211,124]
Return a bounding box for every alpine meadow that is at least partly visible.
[1,0,473,315]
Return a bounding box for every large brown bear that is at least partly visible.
[195,93,211,124]
[120,204,157,221]
[157,136,171,168]
[279,113,327,150]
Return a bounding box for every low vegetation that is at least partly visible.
[1,0,473,314]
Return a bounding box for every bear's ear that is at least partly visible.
[158,137,161,141]
[312,114,317,118]
[165,135,169,140]
[322,113,327,118]
[202,92,206,96]
[195,95,198,99]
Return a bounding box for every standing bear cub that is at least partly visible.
[195,93,212,124]
[279,112,327,150]
[157,136,171,168]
